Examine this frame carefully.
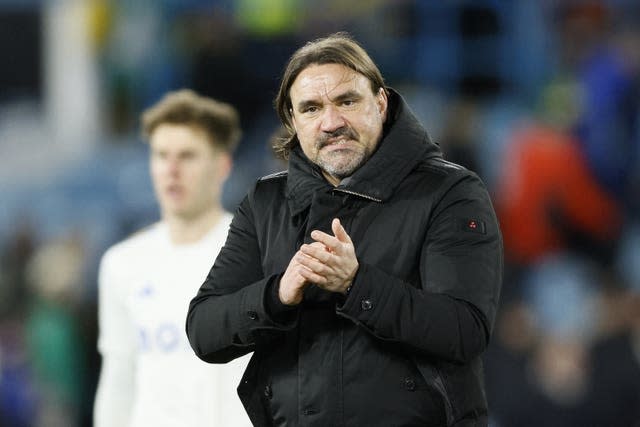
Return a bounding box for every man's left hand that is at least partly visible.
[297,218,359,294]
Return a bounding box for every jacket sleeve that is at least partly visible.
[186,189,298,364]
[337,172,503,364]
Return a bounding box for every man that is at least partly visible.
[94,89,252,427]
[187,33,503,426]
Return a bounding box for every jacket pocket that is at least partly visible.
[414,357,489,426]
[412,358,455,426]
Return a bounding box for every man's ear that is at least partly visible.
[217,152,233,181]
[377,88,388,120]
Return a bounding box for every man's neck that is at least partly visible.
[164,207,224,245]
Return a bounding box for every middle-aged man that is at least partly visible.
[186,32,503,427]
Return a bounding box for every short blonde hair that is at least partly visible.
[141,89,241,152]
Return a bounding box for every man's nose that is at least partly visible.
[166,158,181,176]
[320,105,346,133]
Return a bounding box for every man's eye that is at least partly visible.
[342,100,354,106]
[304,106,318,113]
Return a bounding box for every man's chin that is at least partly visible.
[162,205,191,218]
[319,152,366,177]
[321,162,362,179]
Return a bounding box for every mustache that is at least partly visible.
[316,127,359,148]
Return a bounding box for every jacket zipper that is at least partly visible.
[332,188,382,203]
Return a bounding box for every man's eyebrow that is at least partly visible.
[330,90,362,103]
[294,90,363,112]
[295,99,320,112]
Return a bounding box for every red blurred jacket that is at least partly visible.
[495,124,621,265]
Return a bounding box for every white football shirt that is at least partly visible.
[94,214,252,427]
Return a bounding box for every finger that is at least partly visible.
[331,218,352,244]
[296,251,331,275]
[300,243,332,263]
[310,229,340,251]
[298,265,327,285]
[281,263,308,289]
[308,241,330,252]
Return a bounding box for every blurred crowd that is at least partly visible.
[1,1,639,426]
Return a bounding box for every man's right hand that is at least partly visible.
[279,242,328,305]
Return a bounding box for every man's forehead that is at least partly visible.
[150,125,213,149]
[291,64,366,100]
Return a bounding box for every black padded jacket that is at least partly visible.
[186,90,503,427]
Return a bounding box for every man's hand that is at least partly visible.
[279,249,314,305]
[279,218,358,304]
[298,218,359,294]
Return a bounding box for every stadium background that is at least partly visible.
[0,1,639,426]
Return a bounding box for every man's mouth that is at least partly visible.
[318,128,358,149]
[166,184,184,197]
[322,137,351,148]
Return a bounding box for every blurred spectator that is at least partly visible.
[484,299,538,427]
[583,290,640,426]
[494,122,621,269]
[518,336,590,427]
[486,255,597,427]
[24,233,88,427]
[0,320,37,427]
[0,222,38,426]
[557,2,640,212]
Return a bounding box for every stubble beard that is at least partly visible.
[316,148,370,180]
[313,126,371,180]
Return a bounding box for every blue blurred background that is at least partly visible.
[1,1,639,426]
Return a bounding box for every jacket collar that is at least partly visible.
[285,89,442,216]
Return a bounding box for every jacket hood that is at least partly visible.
[286,89,442,215]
